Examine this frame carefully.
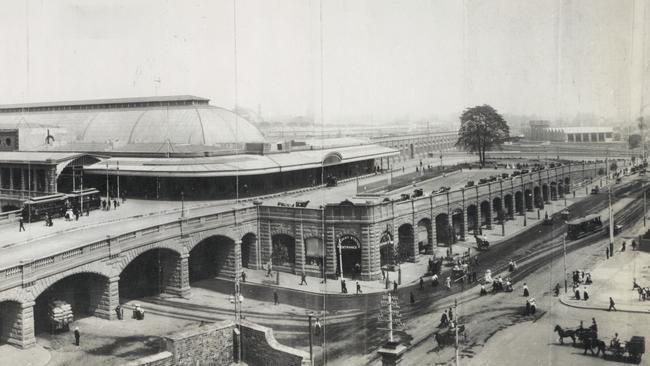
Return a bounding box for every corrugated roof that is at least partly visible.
[0,152,83,164]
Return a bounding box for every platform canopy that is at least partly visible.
[82,144,398,177]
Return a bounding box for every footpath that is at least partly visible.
[560,249,650,314]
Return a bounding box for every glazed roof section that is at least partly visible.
[0,95,209,111]
[83,144,399,177]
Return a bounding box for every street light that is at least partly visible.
[230,283,245,364]
[307,312,320,366]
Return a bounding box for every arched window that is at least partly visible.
[304,237,324,266]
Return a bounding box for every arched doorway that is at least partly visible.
[397,224,415,262]
[189,236,236,282]
[271,234,296,269]
[504,194,514,219]
[480,201,491,228]
[379,232,395,268]
[241,233,256,269]
[0,301,23,345]
[524,189,533,211]
[451,209,464,241]
[515,191,524,215]
[435,213,451,246]
[336,235,362,277]
[35,273,109,333]
[417,218,432,254]
[542,184,549,203]
[467,204,478,234]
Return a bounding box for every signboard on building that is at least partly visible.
[337,234,361,250]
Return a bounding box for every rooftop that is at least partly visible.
[0,95,209,113]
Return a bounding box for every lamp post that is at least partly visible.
[307,312,318,366]
[230,283,244,363]
[105,161,110,210]
[117,160,120,202]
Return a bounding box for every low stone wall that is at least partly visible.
[122,320,309,366]
[165,321,234,366]
[241,321,310,366]
[122,351,173,366]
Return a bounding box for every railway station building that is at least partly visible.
[0,95,398,206]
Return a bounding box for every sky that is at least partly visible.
[0,0,648,125]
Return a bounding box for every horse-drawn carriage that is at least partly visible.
[451,265,467,280]
[434,325,467,347]
[604,336,645,363]
[474,235,489,251]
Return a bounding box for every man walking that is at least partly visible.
[419,277,424,290]
[608,297,617,311]
[19,217,25,232]
[393,280,398,293]
[273,290,279,305]
[266,262,272,277]
[299,273,307,286]
[356,281,362,294]
[606,247,609,259]
[74,327,80,346]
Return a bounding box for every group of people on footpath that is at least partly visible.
[633,277,650,301]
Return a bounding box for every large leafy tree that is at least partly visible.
[456,105,510,166]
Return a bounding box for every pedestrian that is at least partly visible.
[393,280,398,293]
[266,262,272,277]
[19,217,25,232]
[113,199,117,210]
[583,287,589,301]
[622,241,626,252]
[241,271,246,283]
[591,318,598,334]
[632,240,637,251]
[101,200,106,210]
[410,292,415,304]
[448,307,453,322]
[74,209,79,221]
[356,281,362,294]
[523,283,529,297]
[431,273,438,287]
[299,273,307,286]
[575,287,581,300]
[608,297,617,311]
[115,305,123,320]
[273,290,279,305]
[341,280,348,294]
[445,276,451,290]
[419,277,424,290]
[606,247,609,259]
[480,284,487,296]
[85,206,90,216]
[74,327,80,346]
[440,310,448,327]
[381,266,386,280]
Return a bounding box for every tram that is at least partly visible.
[21,188,101,223]
[566,214,603,240]
[67,188,102,211]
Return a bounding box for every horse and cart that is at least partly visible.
[553,324,645,363]
[434,324,467,348]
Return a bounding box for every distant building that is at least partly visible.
[526,120,614,143]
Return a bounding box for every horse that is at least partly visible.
[553,325,576,345]
[582,338,606,357]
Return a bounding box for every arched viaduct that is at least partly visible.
[0,162,606,348]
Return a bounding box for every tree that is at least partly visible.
[456,105,510,166]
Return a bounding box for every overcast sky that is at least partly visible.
[0,0,648,124]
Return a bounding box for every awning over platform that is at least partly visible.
[82,144,398,177]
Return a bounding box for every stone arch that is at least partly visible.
[120,247,182,300]
[533,186,543,209]
[241,232,257,269]
[515,191,524,214]
[451,209,464,241]
[492,197,503,223]
[524,189,533,210]
[563,177,570,194]
[397,223,415,263]
[185,230,238,254]
[189,235,238,282]
[33,271,111,333]
[31,262,114,300]
[435,213,451,246]
[504,194,514,219]
[466,204,478,234]
[416,218,433,254]
[550,182,558,200]
[0,300,23,346]
[480,200,492,228]
[117,241,184,274]
[379,231,395,267]
[542,184,549,203]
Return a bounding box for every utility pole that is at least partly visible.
[105,161,110,209]
[117,160,120,202]
[563,237,567,294]
[644,187,647,227]
[455,298,460,366]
